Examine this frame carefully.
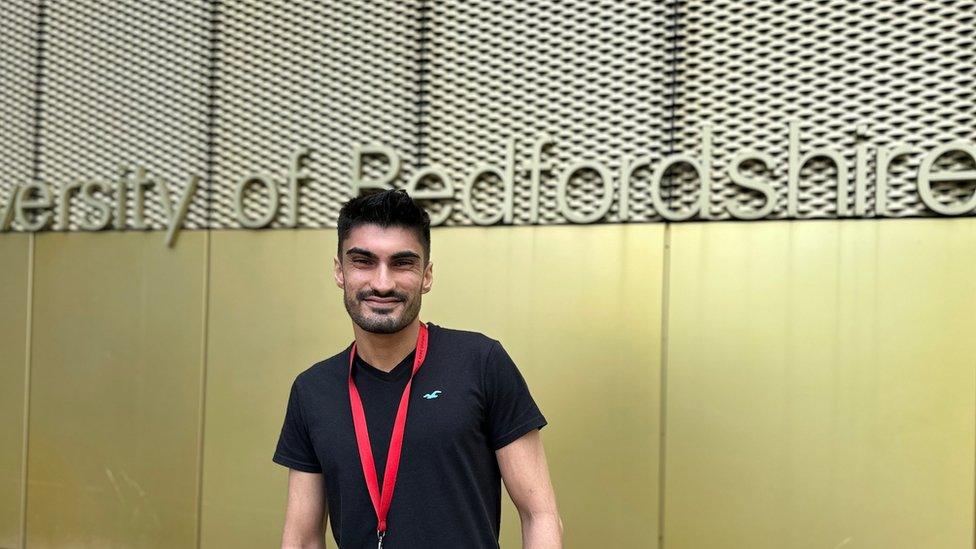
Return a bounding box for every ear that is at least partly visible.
[333,255,344,289]
[421,261,433,294]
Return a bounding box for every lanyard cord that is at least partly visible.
[347,321,429,539]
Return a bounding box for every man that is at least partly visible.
[273,189,562,548]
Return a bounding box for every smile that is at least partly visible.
[364,298,402,306]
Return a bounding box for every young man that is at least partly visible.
[273,189,562,548]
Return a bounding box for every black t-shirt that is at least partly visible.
[273,321,548,548]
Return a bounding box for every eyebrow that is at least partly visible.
[391,251,422,261]
[346,247,422,261]
[345,247,376,259]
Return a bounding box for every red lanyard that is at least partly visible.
[348,320,429,548]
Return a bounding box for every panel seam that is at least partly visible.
[664,0,682,213]
[659,1,681,546]
[28,0,47,188]
[20,0,46,539]
[416,0,430,168]
[194,229,211,549]
[195,0,220,540]
[657,223,672,549]
[203,1,222,230]
[19,233,35,549]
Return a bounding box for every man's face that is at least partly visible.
[333,223,432,334]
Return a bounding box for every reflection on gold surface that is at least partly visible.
[2,219,973,548]
[665,219,976,548]
[201,229,348,548]
[26,232,206,548]
[0,234,30,549]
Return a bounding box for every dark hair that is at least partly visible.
[336,189,431,262]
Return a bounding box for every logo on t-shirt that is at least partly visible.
[422,390,442,400]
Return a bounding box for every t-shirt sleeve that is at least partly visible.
[483,339,548,450]
[272,376,323,473]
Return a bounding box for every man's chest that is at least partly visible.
[305,365,491,479]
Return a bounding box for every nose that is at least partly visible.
[370,262,396,295]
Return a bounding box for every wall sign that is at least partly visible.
[2,121,974,247]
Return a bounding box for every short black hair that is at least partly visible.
[337,188,431,262]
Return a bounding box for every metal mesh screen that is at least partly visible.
[212,0,422,229]
[2,0,974,231]
[0,0,41,226]
[34,0,212,231]
[672,0,976,220]
[423,0,674,225]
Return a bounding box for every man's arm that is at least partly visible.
[281,469,329,548]
[497,429,563,548]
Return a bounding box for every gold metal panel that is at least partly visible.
[200,230,348,548]
[0,234,30,548]
[27,231,206,548]
[424,224,665,548]
[664,219,976,548]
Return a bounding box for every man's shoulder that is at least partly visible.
[294,344,353,386]
[427,321,499,352]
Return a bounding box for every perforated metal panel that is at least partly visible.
[212,0,422,229]
[423,0,674,225]
[2,0,975,232]
[35,0,212,231]
[0,0,39,223]
[672,0,976,219]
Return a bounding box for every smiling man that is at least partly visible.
[273,189,562,548]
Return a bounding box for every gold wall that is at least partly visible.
[0,219,973,548]
[0,234,30,549]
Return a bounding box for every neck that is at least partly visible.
[352,317,421,373]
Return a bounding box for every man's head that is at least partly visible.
[334,189,433,334]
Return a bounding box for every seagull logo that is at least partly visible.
[423,390,442,400]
